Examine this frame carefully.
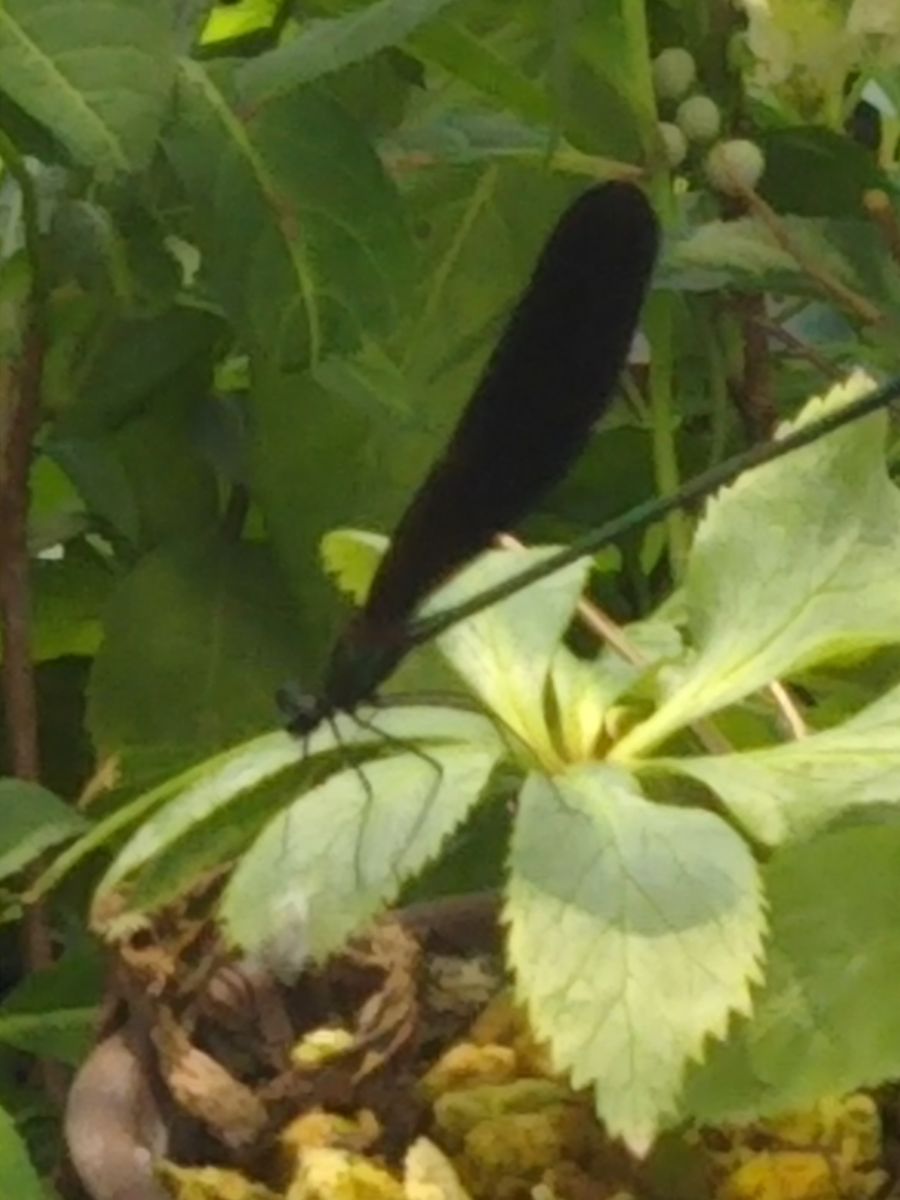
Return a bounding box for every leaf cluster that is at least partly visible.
[1,0,900,1186]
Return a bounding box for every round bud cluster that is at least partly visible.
[652,44,766,196]
[653,46,721,173]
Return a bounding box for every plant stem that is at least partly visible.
[733,294,777,437]
[0,328,42,780]
[614,4,692,583]
[740,184,886,327]
[0,130,65,1104]
[646,294,691,578]
[704,303,731,468]
[0,129,47,780]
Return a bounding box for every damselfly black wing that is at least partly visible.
[363,182,659,628]
[283,181,659,732]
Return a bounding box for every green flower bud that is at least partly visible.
[676,94,722,142]
[705,138,767,194]
[651,47,697,101]
[658,121,688,168]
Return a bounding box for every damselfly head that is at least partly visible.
[276,682,326,737]
[279,619,409,737]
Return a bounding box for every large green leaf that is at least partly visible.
[651,677,900,845]
[507,766,765,1154]
[0,780,85,883]
[222,738,501,966]
[44,437,139,545]
[125,730,504,916]
[252,365,446,670]
[107,394,220,551]
[408,21,552,125]
[0,1105,43,1200]
[614,374,900,758]
[760,126,890,218]
[549,0,653,161]
[401,167,579,382]
[238,0,461,105]
[682,821,900,1123]
[263,365,494,673]
[51,308,224,437]
[87,536,307,762]
[0,0,176,175]
[166,62,414,364]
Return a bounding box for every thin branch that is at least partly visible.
[737,184,885,328]
[768,680,808,740]
[731,294,777,438]
[739,310,843,381]
[0,132,65,1105]
[0,327,43,780]
[0,130,47,780]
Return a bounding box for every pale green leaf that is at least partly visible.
[682,822,900,1123]
[615,373,900,758]
[0,0,176,174]
[167,62,413,364]
[96,705,500,903]
[34,731,295,904]
[0,780,85,883]
[547,605,685,761]
[238,0,461,106]
[652,677,900,845]
[507,766,765,1154]
[426,548,590,765]
[125,711,500,910]
[222,741,500,966]
[547,649,607,762]
[0,1104,44,1200]
[565,615,685,741]
[93,731,300,902]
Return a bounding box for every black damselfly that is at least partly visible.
[279,181,900,737]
